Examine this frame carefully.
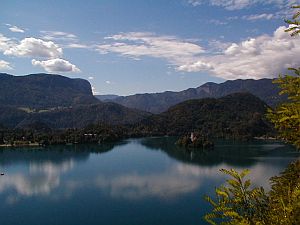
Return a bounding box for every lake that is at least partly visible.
[0,137,299,225]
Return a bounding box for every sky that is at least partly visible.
[0,0,300,96]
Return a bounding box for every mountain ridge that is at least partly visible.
[135,92,273,138]
[0,73,150,128]
[107,78,286,113]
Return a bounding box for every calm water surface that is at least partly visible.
[0,137,299,225]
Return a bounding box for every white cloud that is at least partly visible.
[88,76,94,80]
[32,58,80,73]
[105,80,111,84]
[97,32,205,69]
[100,26,300,80]
[4,37,62,58]
[40,31,77,41]
[208,19,228,25]
[0,160,73,197]
[188,0,204,6]
[92,86,99,95]
[179,26,300,79]
[188,0,297,10]
[66,43,90,49]
[178,61,213,72]
[0,60,12,70]
[243,13,274,21]
[40,31,91,50]
[8,25,25,33]
[0,34,14,52]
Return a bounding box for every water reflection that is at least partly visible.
[0,142,126,199]
[0,159,73,198]
[0,138,299,225]
[0,138,298,200]
[141,137,299,167]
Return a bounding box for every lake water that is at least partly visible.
[0,137,299,225]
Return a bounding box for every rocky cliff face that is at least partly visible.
[0,73,99,109]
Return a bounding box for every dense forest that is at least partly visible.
[0,92,275,146]
[134,93,274,139]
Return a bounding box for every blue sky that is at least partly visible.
[0,0,299,95]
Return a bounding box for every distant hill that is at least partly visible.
[0,73,99,108]
[0,103,150,129]
[109,79,286,113]
[95,94,120,101]
[135,93,273,139]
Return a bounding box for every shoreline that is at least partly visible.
[0,143,41,148]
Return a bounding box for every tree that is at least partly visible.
[204,169,267,225]
[267,5,300,149]
[285,5,300,36]
[204,162,300,225]
[267,69,300,148]
[204,5,300,224]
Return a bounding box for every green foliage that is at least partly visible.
[285,5,300,37]
[138,93,274,139]
[204,169,267,225]
[267,160,300,225]
[267,6,300,149]
[267,69,300,148]
[205,6,300,223]
[176,133,214,149]
[205,161,300,225]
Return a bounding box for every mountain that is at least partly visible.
[108,78,286,113]
[135,93,273,139]
[0,73,150,129]
[95,94,120,101]
[0,73,99,108]
[0,103,150,129]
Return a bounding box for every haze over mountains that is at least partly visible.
[98,78,286,114]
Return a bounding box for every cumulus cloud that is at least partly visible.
[4,37,62,58]
[179,26,300,79]
[0,34,14,52]
[97,32,205,69]
[99,26,300,80]
[32,58,80,73]
[0,60,12,70]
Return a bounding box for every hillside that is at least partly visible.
[135,92,273,139]
[95,94,120,101]
[109,78,286,113]
[0,73,151,129]
[0,103,150,129]
[0,73,99,108]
